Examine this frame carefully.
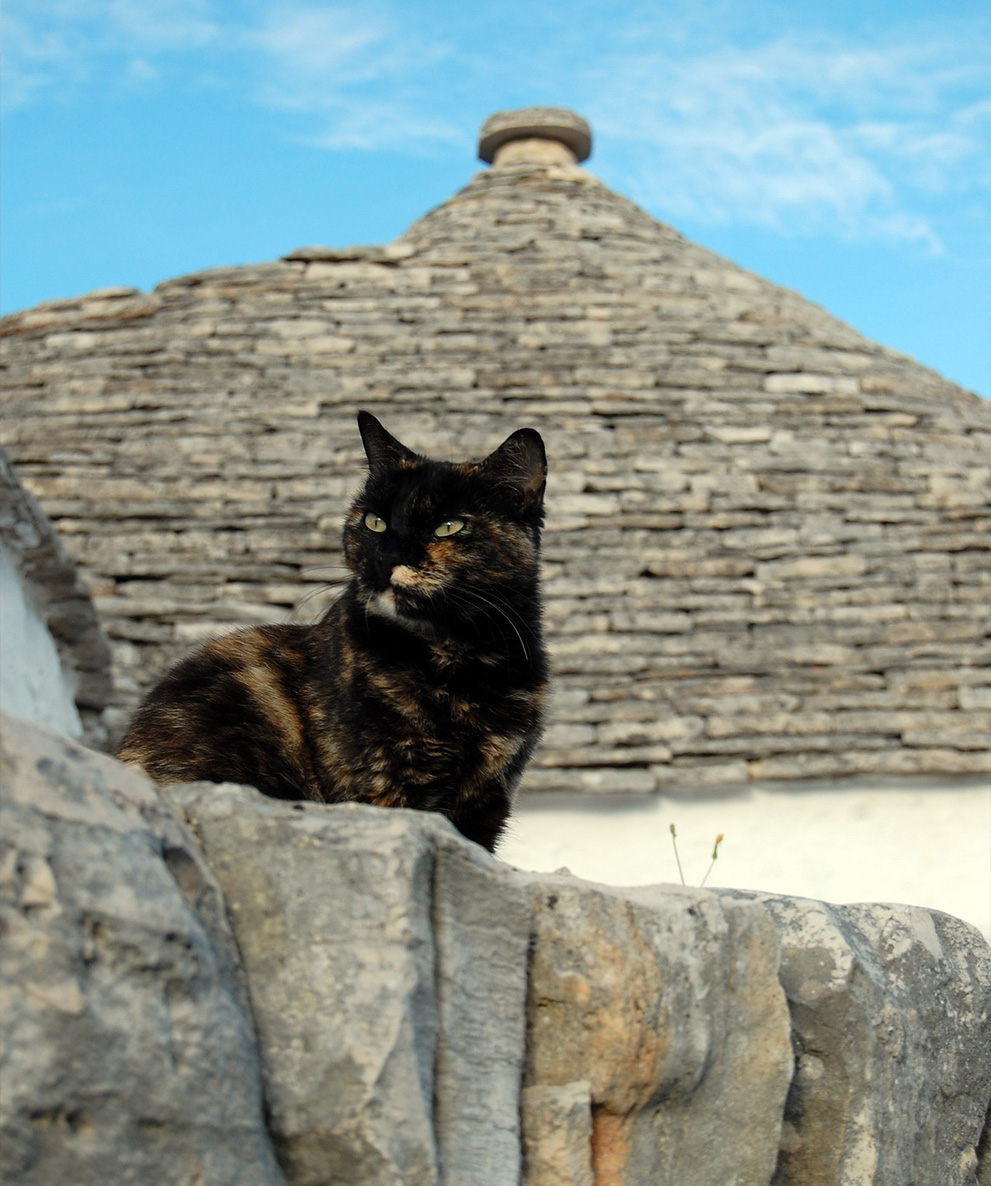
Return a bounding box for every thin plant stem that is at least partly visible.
[669,823,686,886]
[699,833,725,889]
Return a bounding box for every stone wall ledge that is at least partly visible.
[2,713,989,1186]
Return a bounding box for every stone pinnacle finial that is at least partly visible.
[478,107,592,167]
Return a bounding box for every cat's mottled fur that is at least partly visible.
[117,412,548,851]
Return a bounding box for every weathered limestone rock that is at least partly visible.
[165,781,532,1186]
[430,827,533,1180]
[720,892,991,1186]
[3,717,990,1185]
[0,715,282,1185]
[523,875,794,1185]
[522,1081,595,1186]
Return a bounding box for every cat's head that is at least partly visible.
[343,412,546,634]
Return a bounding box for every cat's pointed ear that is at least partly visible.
[357,411,417,471]
[480,428,547,511]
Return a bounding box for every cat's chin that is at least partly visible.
[367,588,437,636]
[372,588,400,618]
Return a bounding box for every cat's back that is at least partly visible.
[117,618,330,798]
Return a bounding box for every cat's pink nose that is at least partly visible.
[390,565,418,588]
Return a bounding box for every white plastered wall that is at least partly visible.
[0,545,82,738]
[502,778,991,942]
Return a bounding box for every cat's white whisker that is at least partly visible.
[444,585,534,662]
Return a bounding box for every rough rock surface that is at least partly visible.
[2,125,987,788]
[3,714,990,1185]
[721,891,991,1186]
[522,1082,594,1186]
[0,715,282,1185]
[522,875,793,1185]
[165,781,532,1186]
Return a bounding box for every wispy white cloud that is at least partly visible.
[588,29,990,250]
[851,98,991,194]
[0,0,464,150]
[245,4,463,151]
[0,0,219,107]
[249,5,401,82]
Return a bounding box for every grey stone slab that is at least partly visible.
[0,715,282,1186]
[720,890,991,1186]
[165,785,533,1186]
[522,874,793,1186]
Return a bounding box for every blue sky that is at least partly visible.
[3,0,989,396]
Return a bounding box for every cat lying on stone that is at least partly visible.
[117,412,548,851]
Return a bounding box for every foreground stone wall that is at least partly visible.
[1,151,988,789]
[0,717,280,1184]
[3,715,989,1185]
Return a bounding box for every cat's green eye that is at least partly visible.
[364,512,388,533]
[434,518,465,538]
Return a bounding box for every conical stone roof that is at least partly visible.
[1,109,988,788]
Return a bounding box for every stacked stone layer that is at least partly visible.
[1,161,988,787]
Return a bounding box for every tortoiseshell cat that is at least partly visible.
[117,412,548,851]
